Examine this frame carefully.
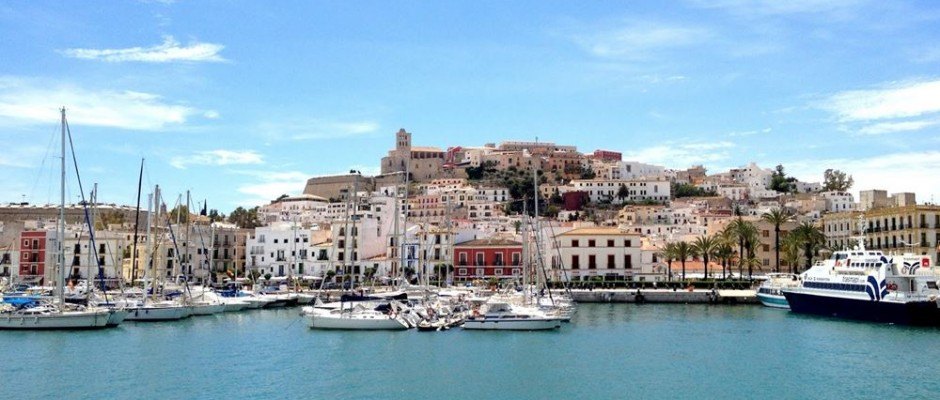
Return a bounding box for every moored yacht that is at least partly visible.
[757,273,801,309]
[463,299,562,331]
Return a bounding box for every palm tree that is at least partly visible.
[692,235,719,280]
[727,218,758,279]
[659,242,678,281]
[714,241,735,279]
[674,241,698,281]
[761,208,793,273]
[781,232,802,274]
[793,221,826,272]
[744,254,763,281]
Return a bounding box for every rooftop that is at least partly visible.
[455,238,521,247]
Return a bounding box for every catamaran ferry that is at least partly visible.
[782,240,940,325]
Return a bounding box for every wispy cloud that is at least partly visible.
[623,141,735,167]
[0,76,209,130]
[856,120,938,135]
[691,0,867,17]
[728,127,772,137]
[170,150,263,169]
[820,79,940,122]
[234,170,311,206]
[60,36,226,63]
[573,21,710,59]
[258,119,380,141]
[785,151,940,202]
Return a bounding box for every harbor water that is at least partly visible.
[4,304,940,399]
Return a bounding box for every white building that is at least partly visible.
[820,191,856,213]
[246,223,332,279]
[564,179,671,204]
[550,227,645,281]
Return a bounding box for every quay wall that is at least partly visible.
[569,289,758,304]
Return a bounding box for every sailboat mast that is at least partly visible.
[131,159,144,282]
[58,107,66,306]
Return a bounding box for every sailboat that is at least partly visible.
[0,108,115,329]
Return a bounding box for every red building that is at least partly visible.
[592,149,622,162]
[19,230,51,284]
[453,238,522,281]
[563,191,590,211]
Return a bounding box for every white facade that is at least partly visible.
[550,227,644,281]
[820,191,857,213]
[246,223,332,278]
[564,179,671,204]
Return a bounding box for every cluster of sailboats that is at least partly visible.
[301,284,575,331]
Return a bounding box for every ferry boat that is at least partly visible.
[756,273,800,309]
[782,235,940,325]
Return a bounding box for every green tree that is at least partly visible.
[674,241,698,281]
[228,206,261,229]
[168,205,190,224]
[726,218,758,279]
[616,184,629,203]
[692,235,719,279]
[770,164,795,193]
[793,221,826,272]
[714,240,735,279]
[823,169,854,191]
[781,232,802,274]
[207,209,226,223]
[658,242,678,282]
[761,208,794,273]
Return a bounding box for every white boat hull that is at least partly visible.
[0,309,112,330]
[308,313,409,330]
[190,303,225,316]
[462,317,562,331]
[125,306,187,321]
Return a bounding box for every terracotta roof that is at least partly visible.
[556,227,641,236]
[455,238,522,247]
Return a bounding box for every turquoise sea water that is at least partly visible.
[3,304,940,400]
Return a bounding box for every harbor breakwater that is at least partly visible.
[569,288,758,304]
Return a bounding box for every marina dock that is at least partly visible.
[568,288,759,304]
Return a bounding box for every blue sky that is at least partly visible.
[2,0,940,212]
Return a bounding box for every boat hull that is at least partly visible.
[463,317,562,331]
[190,304,224,316]
[757,293,790,309]
[308,314,409,330]
[125,306,187,321]
[0,310,112,330]
[783,291,940,325]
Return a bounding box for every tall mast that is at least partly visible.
[131,159,145,282]
[57,107,66,306]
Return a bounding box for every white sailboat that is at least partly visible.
[0,108,114,330]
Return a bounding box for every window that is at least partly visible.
[495,268,504,276]
[624,255,633,269]
[459,252,468,265]
[624,240,632,247]
[494,253,504,266]
[571,255,580,269]
[762,244,770,252]
[572,240,579,247]
[475,252,484,266]
[511,252,521,266]
[588,255,596,269]
[588,240,596,247]
[458,268,467,276]
[475,268,484,277]
[607,240,614,247]
[762,230,769,237]
[607,254,615,269]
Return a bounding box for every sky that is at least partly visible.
[2,0,940,212]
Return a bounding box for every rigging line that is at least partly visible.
[65,118,108,298]
[26,122,59,204]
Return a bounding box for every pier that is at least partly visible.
[568,288,759,304]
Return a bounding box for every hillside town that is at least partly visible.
[2,128,938,289]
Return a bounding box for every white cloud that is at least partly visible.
[821,79,940,122]
[234,170,311,206]
[692,0,866,16]
[258,119,380,141]
[785,151,940,203]
[728,127,772,137]
[856,120,938,135]
[574,21,710,59]
[170,150,263,169]
[203,110,220,119]
[0,76,208,130]
[60,36,226,63]
[623,141,735,168]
